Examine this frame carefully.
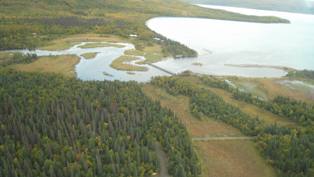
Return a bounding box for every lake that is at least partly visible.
[148,4,314,77]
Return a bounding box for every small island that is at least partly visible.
[81,52,98,59]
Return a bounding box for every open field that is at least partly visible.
[0,52,14,63]
[142,84,276,177]
[143,85,241,137]
[125,45,165,64]
[40,41,80,51]
[39,34,125,51]
[206,86,297,128]
[79,42,124,49]
[175,75,298,127]
[11,55,80,78]
[194,141,276,177]
[228,77,314,103]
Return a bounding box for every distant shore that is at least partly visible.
[225,64,296,72]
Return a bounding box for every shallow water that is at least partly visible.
[20,42,170,82]
[147,5,314,77]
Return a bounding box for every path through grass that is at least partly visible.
[142,84,276,177]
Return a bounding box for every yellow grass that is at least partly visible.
[194,141,276,177]
[111,55,147,71]
[173,75,297,127]
[79,42,124,49]
[229,77,314,103]
[39,34,124,51]
[0,52,14,63]
[207,86,297,128]
[81,52,98,59]
[11,55,80,78]
[258,78,314,103]
[143,85,241,137]
[40,41,80,51]
[124,44,164,64]
[142,84,276,177]
[124,49,144,56]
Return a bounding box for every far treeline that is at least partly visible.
[287,70,314,80]
[186,0,314,14]
[0,0,289,58]
[0,70,200,177]
[152,76,314,177]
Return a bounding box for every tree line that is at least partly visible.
[287,70,314,80]
[152,76,314,177]
[200,76,314,126]
[0,53,38,67]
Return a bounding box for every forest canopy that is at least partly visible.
[0,70,200,177]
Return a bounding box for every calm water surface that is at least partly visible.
[148,5,314,77]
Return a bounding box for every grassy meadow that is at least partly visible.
[81,52,98,59]
[142,84,277,177]
[111,55,148,71]
[11,55,80,78]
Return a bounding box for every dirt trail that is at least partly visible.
[192,136,256,141]
[154,143,170,177]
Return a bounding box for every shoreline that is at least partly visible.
[225,64,296,72]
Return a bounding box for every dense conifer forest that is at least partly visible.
[0,70,200,177]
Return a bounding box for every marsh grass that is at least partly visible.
[11,55,80,78]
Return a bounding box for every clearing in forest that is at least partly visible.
[142,85,276,177]
[206,86,297,128]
